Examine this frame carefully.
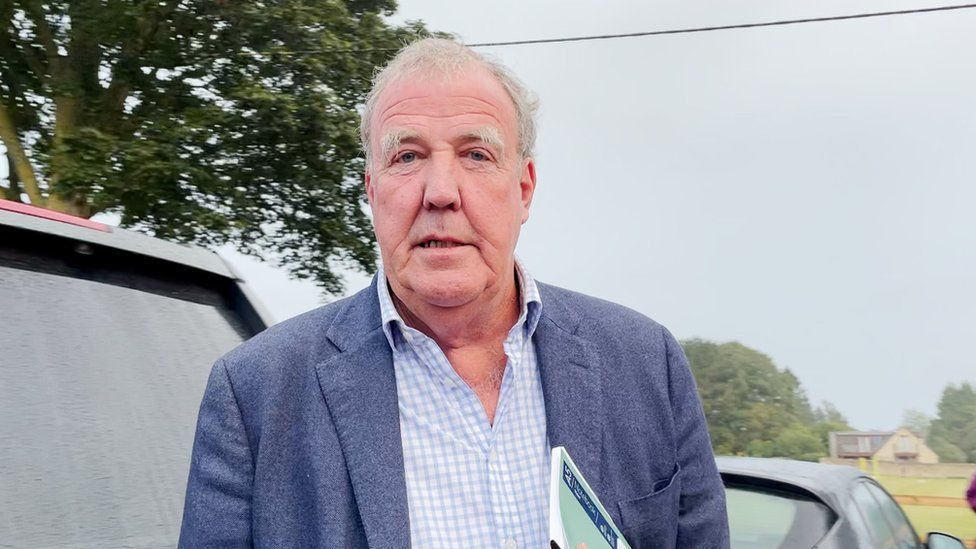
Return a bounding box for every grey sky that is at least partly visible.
[6,1,971,431]
[225,0,976,431]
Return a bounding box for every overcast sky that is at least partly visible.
[222,0,976,431]
[6,0,972,431]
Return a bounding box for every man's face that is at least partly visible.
[365,64,536,309]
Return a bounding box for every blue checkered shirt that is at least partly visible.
[377,261,549,549]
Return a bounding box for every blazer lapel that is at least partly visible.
[315,278,410,548]
[535,284,604,492]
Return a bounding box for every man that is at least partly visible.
[180,38,728,548]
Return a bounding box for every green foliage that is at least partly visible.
[901,408,933,439]
[771,424,826,462]
[682,339,849,461]
[927,436,967,463]
[928,382,976,463]
[814,401,849,425]
[1,0,435,293]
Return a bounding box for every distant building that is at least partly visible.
[829,428,939,464]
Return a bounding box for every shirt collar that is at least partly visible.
[377,258,543,352]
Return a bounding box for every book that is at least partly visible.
[549,446,632,549]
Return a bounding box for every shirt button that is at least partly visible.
[503,539,517,549]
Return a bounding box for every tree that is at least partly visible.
[814,401,849,425]
[928,382,976,463]
[1,1,433,293]
[900,408,932,439]
[767,424,825,463]
[681,339,837,461]
[810,401,852,452]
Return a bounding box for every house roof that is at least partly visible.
[832,432,894,456]
[832,431,895,437]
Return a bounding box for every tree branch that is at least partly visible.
[1,4,46,83]
[15,1,60,61]
[68,3,103,106]
[0,48,42,131]
[103,0,181,122]
[14,45,47,83]
[0,100,43,205]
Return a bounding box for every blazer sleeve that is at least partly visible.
[179,359,254,547]
[664,329,730,548]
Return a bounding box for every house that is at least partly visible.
[829,428,940,464]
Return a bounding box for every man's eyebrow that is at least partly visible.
[379,129,421,160]
[378,126,505,160]
[458,126,505,154]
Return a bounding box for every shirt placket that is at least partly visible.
[490,329,530,548]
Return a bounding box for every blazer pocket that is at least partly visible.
[616,464,681,548]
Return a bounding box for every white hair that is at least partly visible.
[360,38,539,166]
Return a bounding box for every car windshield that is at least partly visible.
[726,485,837,549]
[0,262,249,547]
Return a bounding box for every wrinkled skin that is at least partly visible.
[364,63,536,344]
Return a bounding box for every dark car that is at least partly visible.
[718,456,966,549]
[0,199,271,547]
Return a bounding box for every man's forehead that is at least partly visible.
[377,94,506,123]
[371,67,517,131]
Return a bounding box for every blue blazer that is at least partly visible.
[179,278,729,548]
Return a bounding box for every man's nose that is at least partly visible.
[422,155,461,211]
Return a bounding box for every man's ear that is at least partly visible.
[519,157,537,224]
[364,168,375,205]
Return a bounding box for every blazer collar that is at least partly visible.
[323,275,385,353]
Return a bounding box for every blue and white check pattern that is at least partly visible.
[377,260,549,549]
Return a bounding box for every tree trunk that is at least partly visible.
[2,153,24,201]
[0,104,44,206]
[46,94,93,217]
[45,195,92,217]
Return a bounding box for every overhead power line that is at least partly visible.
[264,2,976,56]
[466,3,976,48]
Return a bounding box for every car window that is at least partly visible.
[844,494,875,544]
[851,480,919,549]
[864,481,920,549]
[725,485,836,549]
[0,264,249,547]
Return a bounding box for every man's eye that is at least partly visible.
[395,152,417,164]
[467,150,489,161]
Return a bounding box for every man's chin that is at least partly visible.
[401,273,489,309]
[412,284,483,309]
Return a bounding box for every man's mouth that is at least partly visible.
[418,239,465,249]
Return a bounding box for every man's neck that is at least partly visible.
[390,273,521,351]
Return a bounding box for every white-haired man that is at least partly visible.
[180,38,729,548]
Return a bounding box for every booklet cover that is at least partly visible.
[549,447,632,549]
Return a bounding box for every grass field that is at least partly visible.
[876,476,976,544]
